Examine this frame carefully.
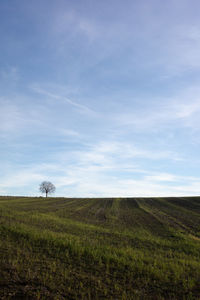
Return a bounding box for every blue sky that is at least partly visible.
[1,0,200,197]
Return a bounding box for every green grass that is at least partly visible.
[0,196,200,299]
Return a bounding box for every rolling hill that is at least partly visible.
[0,196,200,299]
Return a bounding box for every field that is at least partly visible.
[0,196,200,299]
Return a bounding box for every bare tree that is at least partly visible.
[39,181,56,197]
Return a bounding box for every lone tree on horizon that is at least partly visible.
[39,181,56,197]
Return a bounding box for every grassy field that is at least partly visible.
[0,196,200,299]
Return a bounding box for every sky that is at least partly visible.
[1,0,200,197]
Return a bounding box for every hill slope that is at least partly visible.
[0,196,200,299]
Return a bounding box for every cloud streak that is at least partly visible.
[32,86,95,115]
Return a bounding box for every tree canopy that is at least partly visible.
[39,181,56,197]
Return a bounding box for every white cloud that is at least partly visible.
[2,1,200,198]
[144,173,178,182]
[0,169,44,189]
[1,138,200,197]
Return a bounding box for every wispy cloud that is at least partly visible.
[0,98,46,139]
[1,137,199,197]
[114,86,200,133]
[32,85,95,115]
[52,10,99,42]
[1,1,200,197]
[0,66,19,82]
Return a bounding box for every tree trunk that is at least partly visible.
[46,191,48,197]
